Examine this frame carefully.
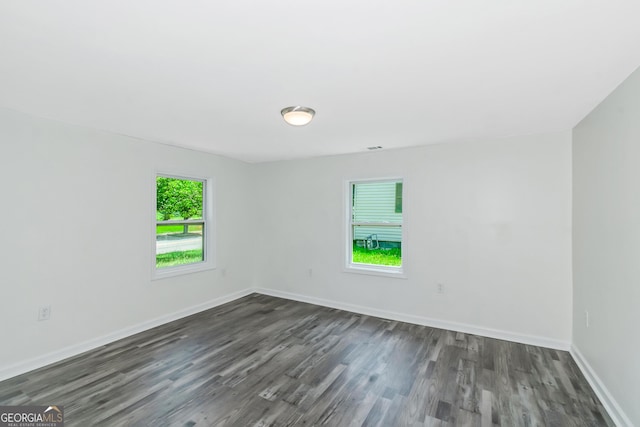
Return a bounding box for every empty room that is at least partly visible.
[0,2,639,426]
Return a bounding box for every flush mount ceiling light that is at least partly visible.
[281,106,315,126]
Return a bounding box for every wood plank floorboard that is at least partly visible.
[0,294,614,426]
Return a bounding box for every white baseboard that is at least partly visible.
[570,345,633,427]
[254,287,571,351]
[3,287,627,425]
[0,286,574,385]
[0,288,254,382]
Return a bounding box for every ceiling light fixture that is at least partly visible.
[281,106,315,126]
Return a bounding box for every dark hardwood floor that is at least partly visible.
[0,294,613,426]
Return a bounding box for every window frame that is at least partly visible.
[152,173,216,280]
[344,177,407,278]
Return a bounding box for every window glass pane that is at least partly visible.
[352,225,402,266]
[156,176,203,221]
[156,224,204,268]
[156,175,205,270]
[352,181,402,224]
[351,179,403,268]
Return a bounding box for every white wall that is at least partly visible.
[0,109,254,372]
[573,67,640,426]
[0,108,575,382]
[253,132,573,346]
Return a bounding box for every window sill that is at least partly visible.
[152,262,216,280]
[344,264,407,279]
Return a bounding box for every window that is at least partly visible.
[346,178,404,276]
[154,174,215,279]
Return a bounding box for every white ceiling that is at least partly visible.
[1,1,639,163]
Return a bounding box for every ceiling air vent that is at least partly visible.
[367,146,383,150]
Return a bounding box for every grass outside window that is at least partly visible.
[352,246,401,267]
[156,249,203,268]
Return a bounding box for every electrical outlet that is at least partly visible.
[585,310,589,328]
[308,268,313,277]
[221,268,227,277]
[38,305,51,321]
[437,283,445,294]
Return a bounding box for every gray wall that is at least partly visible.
[573,67,640,426]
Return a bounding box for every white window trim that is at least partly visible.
[152,173,216,280]
[344,177,407,279]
